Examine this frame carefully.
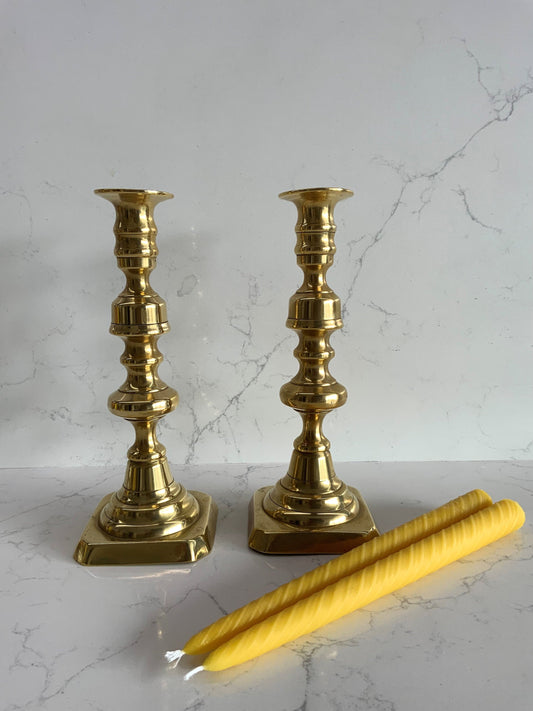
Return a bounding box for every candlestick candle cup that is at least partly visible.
[74,189,217,565]
[249,188,378,554]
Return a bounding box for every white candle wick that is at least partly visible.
[184,665,204,681]
[164,649,185,668]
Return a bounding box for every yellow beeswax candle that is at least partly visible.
[184,489,492,655]
[202,499,524,671]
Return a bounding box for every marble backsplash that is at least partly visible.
[2,0,533,468]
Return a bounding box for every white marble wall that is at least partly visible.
[2,0,533,468]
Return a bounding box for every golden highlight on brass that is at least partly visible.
[249,187,378,554]
[74,189,216,565]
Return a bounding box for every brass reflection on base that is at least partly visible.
[249,486,376,555]
[74,189,217,565]
[74,491,216,565]
[248,187,378,555]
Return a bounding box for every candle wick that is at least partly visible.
[184,665,204,681]
[164,649,185,668]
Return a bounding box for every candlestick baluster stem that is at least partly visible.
[74,189,216,565]
[249,187,378,554]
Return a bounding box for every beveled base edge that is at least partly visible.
[74,490,217,565]
[248,485,379,555]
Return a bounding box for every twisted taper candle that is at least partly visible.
[202,499,524,671]
[184,489,492,655]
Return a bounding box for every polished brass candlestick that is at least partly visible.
[249,187,378,554]
[74,189,217,565]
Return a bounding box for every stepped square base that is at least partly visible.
[74,490,217,565]
[248,485,379,555]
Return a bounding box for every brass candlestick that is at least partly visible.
[249,187,378,554]
[74,189,217,565]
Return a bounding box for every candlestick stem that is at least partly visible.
[249,187,378,554]
[74,189,216,565]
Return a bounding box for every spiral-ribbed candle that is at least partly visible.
[185,489,491,654]
[202,499,524,671]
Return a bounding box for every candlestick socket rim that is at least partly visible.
[94,188,174,198]
[279,187,354,202]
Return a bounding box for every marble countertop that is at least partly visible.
[2,461,532,711]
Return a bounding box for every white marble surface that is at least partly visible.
[2,1,533,467]
[2,461,532,710]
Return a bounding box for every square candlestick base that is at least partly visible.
[248,486,379,555]
[74,491,217,565]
